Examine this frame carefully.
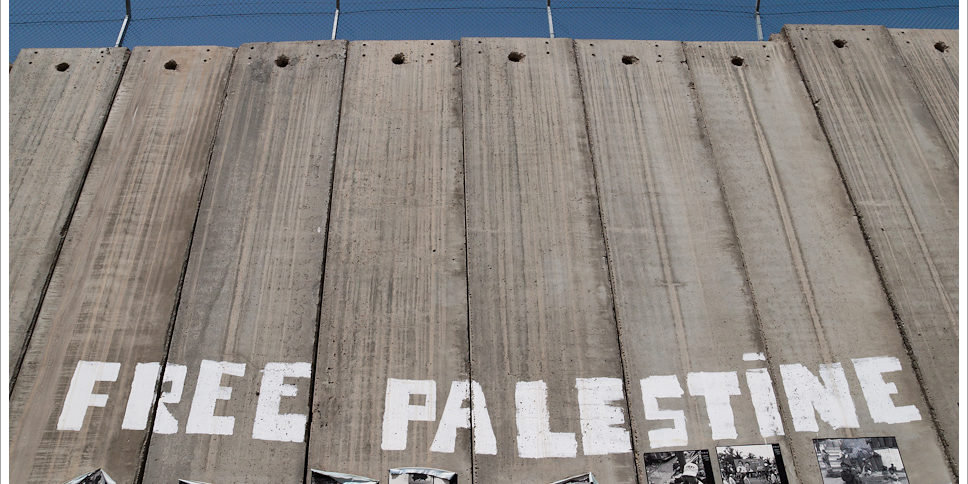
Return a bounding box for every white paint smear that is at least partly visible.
[780,362,859,432]
[640,375,688,449]
[743,353,766,361]
[252,362,311,442]
[57,361,121,431]
[687,371,740,440]
[745,368,784,437]
[852,356,921,424]
[515,381,577,458]
[186,360,246,435]
[381,378,436,451]
[121,362,186,434]
[430,381,497,455]
[575,377,631,455]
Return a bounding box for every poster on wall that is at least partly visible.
[813,437,908,484]
[717,444,788,484]
[644,450,715,484]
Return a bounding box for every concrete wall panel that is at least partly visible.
[889,28,959,159]
[9,47,128,381]
[306,40,471,481]
[575,39,788,483]
[140,41,346,483]
[9,46,234,483]
[784,24,958,467]
[684,40,952,483]
[461,37,637,483]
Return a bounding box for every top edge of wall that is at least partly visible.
[13,25,957,55]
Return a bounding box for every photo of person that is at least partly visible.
[813,437,909,483]
[717,444,789,484]
[644,450,716,484]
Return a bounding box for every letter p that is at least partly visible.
[381,378,436,450]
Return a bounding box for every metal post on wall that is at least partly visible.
[755,0,763,41]
[115,0,131,47]
[547,0,555,38]
[331,0,340,40]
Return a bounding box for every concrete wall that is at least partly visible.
[8,26,958,484]
[9,47,127,384]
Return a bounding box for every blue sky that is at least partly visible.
[9,0,959,62]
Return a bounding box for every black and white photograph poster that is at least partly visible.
[813,437,909,483]
[717,444,789,484]
[644,450,716,484]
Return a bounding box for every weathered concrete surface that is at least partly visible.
[9,46,234,483]
[575,40,789,482]
[7,29,960,484]
[684,40,952,483]
[8,47,128,382]
[307,41,471,481]
[784,24,958,468]
[889,28,959,159]
[462,37,637,483]
[140,41,346,483]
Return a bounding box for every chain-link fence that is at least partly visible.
[10,0,959,62]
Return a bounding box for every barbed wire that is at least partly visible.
[9,0,958,62]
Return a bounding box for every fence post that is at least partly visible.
[115,0,131,47]
[547,0,555,38]
[755,0,763,41]
[331,0,340,40]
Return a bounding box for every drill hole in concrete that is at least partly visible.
[55,62,69,71]
[731,56,744,66]
[275,55,289,67]
[508,51,525,62]
[934,41,948,52]
[621,55,639,65]
[833,39,847,48]
[164,59,177,70]
[391,53,406,64]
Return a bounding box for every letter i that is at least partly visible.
[746,368,784,437]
